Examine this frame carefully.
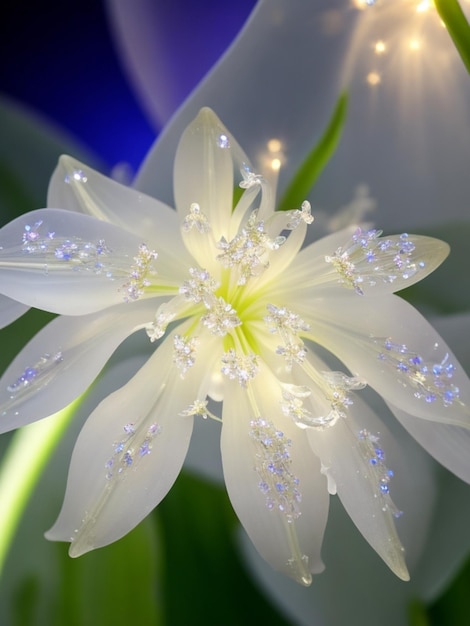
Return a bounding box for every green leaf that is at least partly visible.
[277,92,348,212]
[435,0,470,75]
[52,518,163,626]
[0,401,82,576]
[429,556,470,626]
[408,599,430,626]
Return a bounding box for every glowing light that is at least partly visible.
[416,0,433,12]
[366,72,381,86]
[353,0,376,8]
[409,38,422,51]
[374,40,386,54]
[267,138,282,153]
[271,158,282,172]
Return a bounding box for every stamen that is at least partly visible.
[358,429,402,518]
[377,338,461,407]
[265,304,310,337]
[179,399,222,422]
[179,267,218,305]
[173,334,198,375]
[221,349,259,387]
[146,308,175,342]
[121,244,158,302]
[105,422,161,481]
[183,203,211,233]
[7,352,63,398]
[216,210,285,285]
[285,201,314,229]
[249,418,302,522]
[239,164,263,189]
[321,371,366,420]
[276,342,307,370]
[325,229,425,295]
[180,399,209,419]
[22,221,112,276]
[201,297,241,336]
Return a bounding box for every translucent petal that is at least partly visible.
[301,294,470,428]
[135,1,354,209]
[390,403,470,485]
[173,108,238,268]
[240,497,413,626]
[279,228,449,298]
[0,295,29,329]
[239,391,437,624]
[0,209,162,314]
[221,367,329,585]
[260,343,437,571]
[48,155,192,276]
[105,0,255,128]
[46,330,217,555]
[307,406,408,580]
[133,1,470,232]
[0,299,157,432]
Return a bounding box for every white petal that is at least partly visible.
[0,299,157,433]
[240,498,413,626]
[302,294,470,428]
[48,155,192,276]
[247,222,308,298]
[173,108,245,267]
[46,330,217,555]
[0,295,29,329]
[280,228,449,298]
[239,393,438,624]
[390,403,470,484]
[221,368,329,585]
[308,406,408,580]
[0,209,160,314]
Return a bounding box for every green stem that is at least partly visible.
[0,399,81,574]
[277,92,348,212]
[435,0,470,74]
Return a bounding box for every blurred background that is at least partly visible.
[1,1,470,625]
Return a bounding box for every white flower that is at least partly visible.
[0,108,469,585]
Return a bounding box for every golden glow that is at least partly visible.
[416,0,433,13]
[409,38,422,51]
[270,158,281,172]
[366,71,381,86]
[267,138,282,153]
[352,0,372,9]
[374,40,386,54]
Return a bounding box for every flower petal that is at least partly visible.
[221,368,329,585]
[390,403,470,485]
[307,404,408,580]
[280,227,449,298]
[0,209,161,314]
[48,155,192,276]
[239,392,438,624]
[301,294,470,428]
[173,108,246,267]
[0,295,29,329]
[46,329,217,555]
[0,299,157,433]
